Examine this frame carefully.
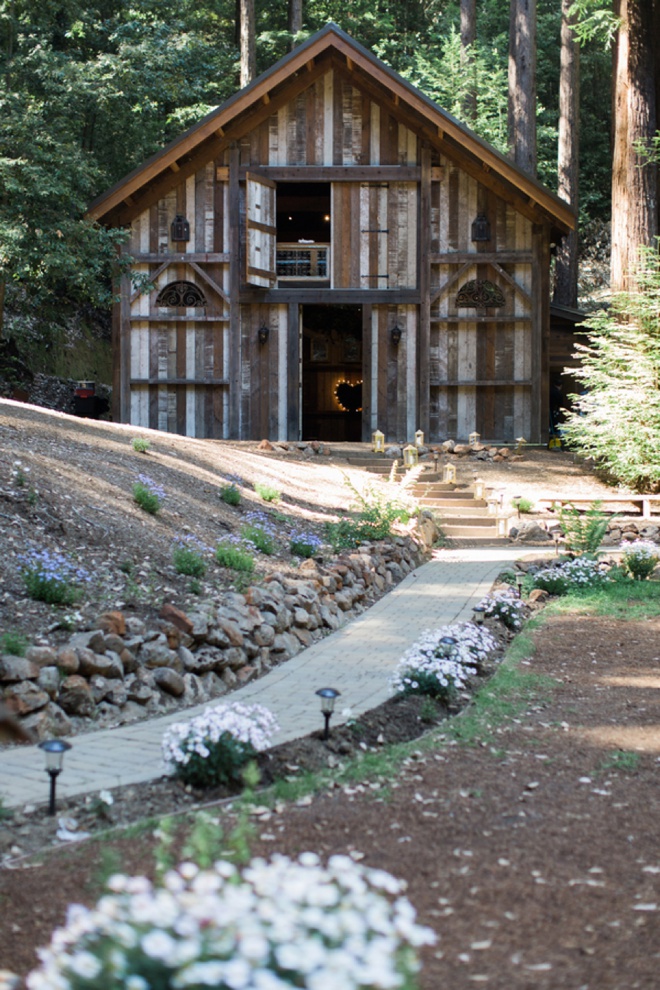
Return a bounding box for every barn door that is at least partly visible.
[246,172,277,287]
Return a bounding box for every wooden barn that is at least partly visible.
[88,23,574,444]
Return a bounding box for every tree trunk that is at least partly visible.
[611,0,658,291]
[289,0,303,48]
[240,0,256,88]
[460,0,477,125]
[508,0,537,176]
[553,0,580,308]
[0,281,5,341]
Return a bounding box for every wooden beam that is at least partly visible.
[216,166,229,181]
[188,260,230,303]
[430,315,532,323]
[430,262,473,305]
[430,379,532,387]
[130,259,169,303]
[130,378,230,385]
[169,162,180,172]
[228,145,241,439]
[240,165,421,182]
[129,314,229,322]
[431,252,532,264]
[130,252,230,263]
[431,166,444,181]
[240,288,420,304]
[287,303,299,439]
[418,143,431,437]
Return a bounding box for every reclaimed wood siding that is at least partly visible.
[125,162,230,438]
[429,161,534,442]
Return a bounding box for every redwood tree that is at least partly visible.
[508,0,537,175]
[240,0,256,86]
[554,0,581,307]
[460,0,477,125]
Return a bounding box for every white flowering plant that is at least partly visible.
[390,622,497,701]
[620,540,660,580]
[532,556,611,595]
[477,588,525,631]
[27,853,435,990]
[162,702,279,789]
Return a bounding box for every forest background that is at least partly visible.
[0,0,656,385]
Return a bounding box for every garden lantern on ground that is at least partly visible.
[516,575,524,598]
[39,739,71,816]
[372,429,385,454]
[316,687,341,740]
[403,444,418,469]
[468,431,480,446]
[474,478,486,500]
[472,604,485,625]
[442,462,456,484]
[513,494,523,518]
[438,636,458,657]
[414,429,424,447]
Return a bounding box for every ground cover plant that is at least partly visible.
[18,548,89,605]
[620,539,660,580]
[132,474,165,515]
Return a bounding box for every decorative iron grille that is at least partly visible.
[455,279,505,308]
[156,281,207,307]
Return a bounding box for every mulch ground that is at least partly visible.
[2,610,660,988]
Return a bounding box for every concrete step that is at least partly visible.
[412,484,467,496]
[444,536,512,546]
[439,516,502,529]
[419,498,489,511]
[442,524,505,538]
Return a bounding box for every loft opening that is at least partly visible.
[276,182,331,283]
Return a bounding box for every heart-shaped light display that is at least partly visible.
[334,380,363,412]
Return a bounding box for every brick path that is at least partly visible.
[0,546,530,809]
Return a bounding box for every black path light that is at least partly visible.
[39,739,71,815]
[516,574,524,598]
[439,635,458,657]
[472,604,486,625]
[316,687,341,740]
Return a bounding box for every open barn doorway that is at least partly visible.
[301,305,363,442]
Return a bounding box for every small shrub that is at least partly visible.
[132,474,165,515]
[219,483,241,506]
[162,701,279,788]
[242,511,276,555]
[620,540,660,580]
[27,854,434,990]
[172,544,207,578]
[215,538,255,574]
[1,630,28,656]
[532,556,611,595]
[131,437,151,453]
[390,622,497,701]
[557,500,610,554]
[255,481,281,502]
[11,460,28,487]
[477,588,525,630]
[513,496,534,514]
[19,548,89,605]
[289,528,323,558]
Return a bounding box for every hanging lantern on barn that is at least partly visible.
[171,214,191,242]
[471,213,491,242]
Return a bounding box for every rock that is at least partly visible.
[22,702,72,740]
[57,675,96,717]
[298,558,321,576]
[95,611,126,636]
[162,624,182,649]
[513,522,551,543]
[293,607,310,627]
[77,648,124,680]
[529,588,549,603]
[0,656,40,682]
[56,648,79,675]
[385,445,402,458]
[183,673,212,705]
[67,630,106,654]
[272,632,301,659]
[36,666,61,698]
[257,439,275,450]
[198,672,228,700]
[453,444,470,455]
[319,605,342,630]
[334,591,354,611]
[222,668,238,689]
[253,624,275,647]
[160,603,194,636]
[125,616,147,636]
[153,668,185,697]
[4,682,50,715]
[90,675,113,703]
[236,665,257,685]
[292,628,313,648]
[224,647,248,670]
[103,633,126,654]
[105,681,128,707]
[125,676,155,706]
[216,617,244,647]
[141,641,181,671]
[25,645,59,668]
[188,613,210,641]
[119,648,137,674]
[206,627,230,648]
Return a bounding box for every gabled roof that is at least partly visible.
[87,23,574,236]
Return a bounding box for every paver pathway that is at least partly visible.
[0,546,531,809]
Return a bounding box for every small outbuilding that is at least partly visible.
[88,23,574,443]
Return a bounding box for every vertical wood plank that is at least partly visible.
[287,302,299,439]
[228,144,241,438]
[418,145,431,437]
[361,303,372,439]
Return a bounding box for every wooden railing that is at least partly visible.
[276,243,330,280]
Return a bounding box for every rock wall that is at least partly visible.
[1,537,428,742]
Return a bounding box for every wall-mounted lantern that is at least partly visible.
[258,325,270,345]
[414,429,425,447]
[471,213,491,242]
[403,444,418,469]
[442,462,457,484]
[171,214,191,242]
[390,325,403,345]
[372,429,385,453]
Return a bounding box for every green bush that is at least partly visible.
[132,475,165,515]
[242,524,275,555]
[556,501,610,554]
[255,482,280,503]
[513,496,534,514]
[215,540,255,574]
[19,549,88,605]
[220,483,241,506]
[131,437,150,453]
[325,478,413,550]
[620,540,660,580]
[172,546,207,578]
[561,246,660,492]
[0,630,28,656]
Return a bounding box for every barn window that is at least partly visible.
[456,279,505,308]
[156,281,207,307]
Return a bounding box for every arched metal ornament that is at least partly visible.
[156,281,207,307]
[456,279,505,309]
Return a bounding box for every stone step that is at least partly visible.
[439,516,503,529]
[442,524,505,538]
[423,504,492,516]
[444,536,512,546]
[412,484,466,496]
[418,498,489,510]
